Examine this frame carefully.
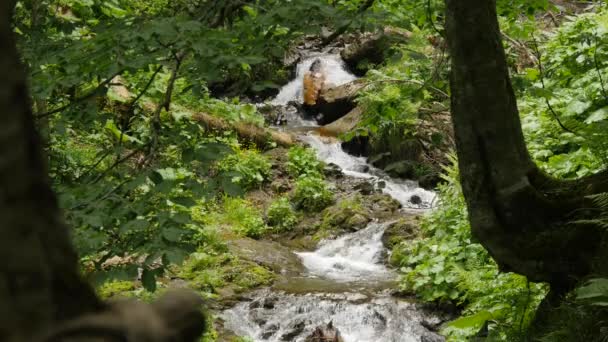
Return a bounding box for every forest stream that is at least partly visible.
[220,54,444,342]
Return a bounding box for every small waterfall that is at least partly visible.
[272,54,357,106]
[220,52,445,342]
[300,135,437,209]
[296,222,393,283]
[221,290,442,342]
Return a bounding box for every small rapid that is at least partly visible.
[296,222,393,283]
[220,53,444,342]
[300,135,437,209]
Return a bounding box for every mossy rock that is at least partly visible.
[320,195,372,233]
[366,193,402,219]
[382,216,420,249]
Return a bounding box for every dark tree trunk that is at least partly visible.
[1,3,205,342]
[444,0,608,290]
[0,1,103,340]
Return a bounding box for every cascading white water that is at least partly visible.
[272,54,357,106]
[222,290,443,342]
[220,53,445,342]
[296,222,393,283]
[300,135,437,209]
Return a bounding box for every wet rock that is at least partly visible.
[384,160,416,179]
[305,321,344,342]
[381,217,419,249]
[418,172,442,190]
[421,331,446,342]
[367,193,402,218]
[281,321,306,341]
[354,181,375,195]
[262,324,280,339]
[341,134,371,157]
[314,80,366,124]
[323,163,344,178]
[263,297,278,309]
[410,195,422,205]
[226,238,305,276]
[318,106,363,137]
[346,213,370,230]
[321,196,372,232]
[372,310,387,327]
[341,28,412,76]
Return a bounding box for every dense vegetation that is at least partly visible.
[6,0,608,341]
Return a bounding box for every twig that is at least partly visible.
[594,33,608,101]
[148,53,183,156]
[34,69,124,119]
[362,78,449,98]
[531,36,581,136]
[426,0,443,37]
[89,147,146,185]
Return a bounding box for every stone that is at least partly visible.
[418,172,442,190]
[341,28,412,75]
[323,163,344,178]
[305,322,344,342]
[281,321,306,341]
[318,107,363,137]
[261,324,280,339]
[384,160,416,179]
[314,80,366,124]
[354,181,374,195]
[381,217,419,248]
[226,238,305,276]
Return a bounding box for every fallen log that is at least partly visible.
[192,112,296,149]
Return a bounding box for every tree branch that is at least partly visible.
[34,69,124,119]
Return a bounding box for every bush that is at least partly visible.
[292,175,334,212]
[287,146,324,178]
[218,149,271,190]
[206,197,268,238]
[266,197,298,232]
[393,155,547,341]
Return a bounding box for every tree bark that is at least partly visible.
[445,0,607,290]
[1,4,206,342]
[0,2,103,341]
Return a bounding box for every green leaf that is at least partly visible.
[447,310,495,330]
[585,107,608,123]
[141,269,157,292]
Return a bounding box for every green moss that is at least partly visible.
[204,197,268,238]
[97,280,137,299]
[320,194,370,232]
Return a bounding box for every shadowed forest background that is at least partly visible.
[3,0,608,341]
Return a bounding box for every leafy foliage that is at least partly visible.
[287,145,324,178]
[292,175,335,212]
[266,197,299,232]
[393,155,547,341]
[218,148,272,191]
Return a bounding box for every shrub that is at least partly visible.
[266,197,298,232]
[206,197,268,238]
[218,149,272,190]
[287,146,324,178]
[292,175,334,212]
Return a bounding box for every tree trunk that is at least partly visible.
[445,0,608,290]
[0,2,103,341]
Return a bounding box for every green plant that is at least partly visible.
[292,175,334,212]
[218,149,272,190]
[393,154,547,341]
[206,197,268,238]
[287,146,324,178]
[266,197,299,232]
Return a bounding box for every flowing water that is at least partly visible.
[221,54,444,342]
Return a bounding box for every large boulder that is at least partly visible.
[314,80,366,124]
[318,106,363,137]
[226,238,305,276]
[341,27,412,76]
[381,217,420,249]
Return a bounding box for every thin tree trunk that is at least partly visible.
[445,0,607,290]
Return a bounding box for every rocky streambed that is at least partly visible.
[214,51,450,342]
